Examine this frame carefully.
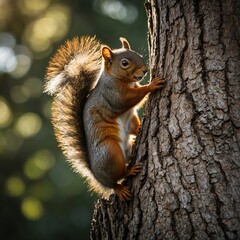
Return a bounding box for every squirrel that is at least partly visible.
[44,36,165,200]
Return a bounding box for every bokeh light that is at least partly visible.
[23,4,70,54]
[15,112,42,138]
[6,176,26,197]
[21,197,44,221]
[0,97,13,128]
[0,32,17,73]
[18,0,51,16]
[45,4,70,40]
[0,0,147,239]
[0,46,16,72]
[10,54,31,78]
[0,31,16,47]
[24,149,55,180]
[0,32,32,78]
[94,0,138,24]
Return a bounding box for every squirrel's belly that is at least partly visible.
[116,110,134,162]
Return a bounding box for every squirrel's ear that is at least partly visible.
[102,46,113,65]
[120,37,131,50]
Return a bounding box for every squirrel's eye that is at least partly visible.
[121,59,130,68]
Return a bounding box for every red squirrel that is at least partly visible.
[44,36,164,200]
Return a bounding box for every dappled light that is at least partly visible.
[94,0,138,24]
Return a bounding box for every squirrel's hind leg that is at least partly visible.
[93,138,126,186]
[114,162,141,200]
[100,138,140,200]
[114,163,141,200]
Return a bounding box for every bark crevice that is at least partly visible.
[91,1,240,239]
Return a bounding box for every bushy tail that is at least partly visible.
[44,36,112,197]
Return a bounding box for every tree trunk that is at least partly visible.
[91,0,240,239]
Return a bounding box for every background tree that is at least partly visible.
[91,0,240,239]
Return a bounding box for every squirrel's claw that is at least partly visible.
[114,164,141,201]
[126,163,141,176]
[149,77,165,91]
[115,184,132,201]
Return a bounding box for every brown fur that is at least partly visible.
[45,37,112,196]
[45,36,165,200]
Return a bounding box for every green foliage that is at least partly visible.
[0,0,147,239]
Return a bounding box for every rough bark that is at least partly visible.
[91,0,240,239]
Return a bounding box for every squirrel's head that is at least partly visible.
[101,37,148,83]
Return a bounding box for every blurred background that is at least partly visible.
[0,0,148,239]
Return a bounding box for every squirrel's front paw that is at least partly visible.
[149,77,165,91]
